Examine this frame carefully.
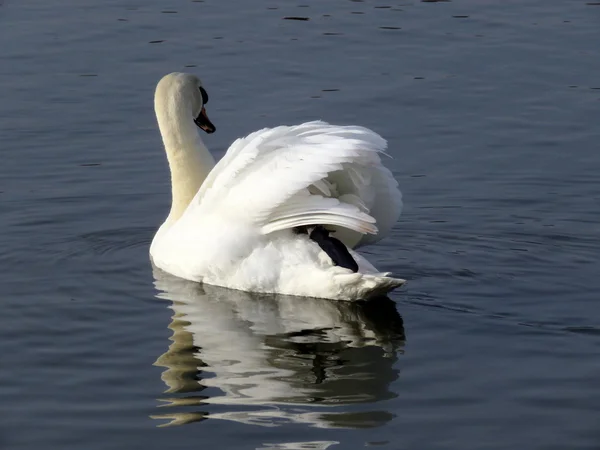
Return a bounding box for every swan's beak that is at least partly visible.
[194,107,216,134]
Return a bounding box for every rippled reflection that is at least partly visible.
[151,268,406,428]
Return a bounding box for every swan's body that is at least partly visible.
[150,72,404,300]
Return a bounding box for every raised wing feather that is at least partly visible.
[189,121,400,243]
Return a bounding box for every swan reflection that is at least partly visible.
[151,269,405,428]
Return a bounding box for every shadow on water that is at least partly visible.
[151,267,406,429]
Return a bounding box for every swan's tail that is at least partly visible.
[333,271,406,300]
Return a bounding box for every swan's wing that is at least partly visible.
[189,121,398,239]
[359,163,403,246]
[330,160,403,248]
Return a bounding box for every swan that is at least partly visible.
[149,72,405,300]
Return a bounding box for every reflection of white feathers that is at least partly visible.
[151,269,405,428]
[150,73,404,300]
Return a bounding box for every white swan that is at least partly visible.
[150,72,404,300]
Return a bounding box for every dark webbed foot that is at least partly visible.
[308,225,359,272]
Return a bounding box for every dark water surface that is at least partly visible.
[1,0,599,449]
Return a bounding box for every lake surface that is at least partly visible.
[1,0,599,449]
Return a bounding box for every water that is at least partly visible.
[1,0,599,449]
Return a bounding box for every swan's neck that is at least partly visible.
[156,95,216,224]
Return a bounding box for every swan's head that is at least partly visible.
[155,72,216,134]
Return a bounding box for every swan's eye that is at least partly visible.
[199,86,209,105]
